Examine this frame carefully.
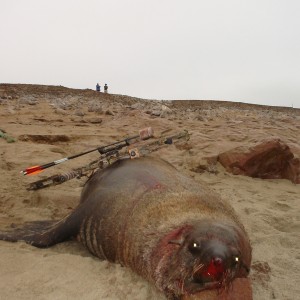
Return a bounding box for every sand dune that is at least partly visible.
[0,84,299,299]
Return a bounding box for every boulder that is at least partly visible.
[218,139,300,184]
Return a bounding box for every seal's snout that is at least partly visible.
[203,257,225,281]
[187,235,241,287]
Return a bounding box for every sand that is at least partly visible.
[0,84,299,299]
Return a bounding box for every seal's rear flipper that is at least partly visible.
[0,215,80,248]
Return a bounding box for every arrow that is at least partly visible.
[21,127,153,176]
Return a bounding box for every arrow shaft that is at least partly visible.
[21,134,142,175]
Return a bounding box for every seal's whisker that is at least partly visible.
[193,263,204,275]
[181,270,194,294]
[181,270,189,293]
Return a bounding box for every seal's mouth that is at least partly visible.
[195,257,226,282]
[191,257,232,290]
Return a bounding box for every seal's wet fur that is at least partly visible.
[0,157,252,299]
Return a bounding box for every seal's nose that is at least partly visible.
[189,239,231,283]
[201,240,228,281]
[202,256,225,281]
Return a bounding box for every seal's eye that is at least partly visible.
[232,255,240,268]
[188,240,202,254]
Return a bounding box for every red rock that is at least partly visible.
[218,139,300,184]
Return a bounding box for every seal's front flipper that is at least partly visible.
[0,214,80,248]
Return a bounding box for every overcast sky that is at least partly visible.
[1,0,300,108]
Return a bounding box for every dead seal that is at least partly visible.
[0,157,252,299]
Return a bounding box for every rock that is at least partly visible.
[190,163,219,175]
[147,104,173,118]
[74,110,85,117]
[105,109,114,116]
[87,103,103,114]
[161,104,172,112]
[218,139,300,184]
[70,116,83,122]
[130,103,144,110]
[151,110,161,117]
[86,117,102,124]
[160,104,173,118]
[55,108,68,115]
[18,134,70,143]
[195,115,206,122]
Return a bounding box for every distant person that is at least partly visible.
[96,83,101,92]
[104,83,108,93]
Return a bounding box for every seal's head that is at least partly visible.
[152,219,251,297]
[182,223,250,291]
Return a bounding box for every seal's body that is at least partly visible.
[0,157,252,299]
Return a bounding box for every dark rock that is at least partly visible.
[105,110,114,116]
[86,117,102,124]
[218,139,300,184]
[74,110,85,117]
[18,134,70,144]
[190,163,218,174]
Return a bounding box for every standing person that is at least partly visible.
[104,83,108,93]
[96,83,101,92]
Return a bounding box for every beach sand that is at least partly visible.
[0,84,299,299]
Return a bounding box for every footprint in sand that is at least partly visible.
[264,215,298,233]
[272,201,292,212]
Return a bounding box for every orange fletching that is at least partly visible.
[21,165,43,176]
